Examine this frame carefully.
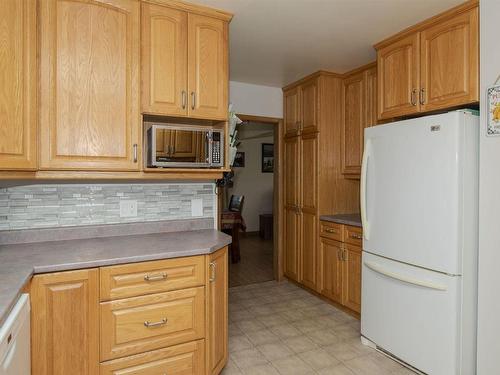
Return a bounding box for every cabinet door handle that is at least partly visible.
[144,273,167,282]
[337,248,342,261]
[133,144,138,163]
[325,228,337,234]
[191,92,196,110]
[182,90,187,109]
[343,249,347,261]
[209,262,216,282]
[410,88,417,106]
[144,318,167,327]
[350,233,362,240]
[419,88,426,105]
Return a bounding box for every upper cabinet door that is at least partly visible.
[187,14,228,120]
[365,67,378,128]
[284,87,301,137]
[342,72,365,176]
[0,0,37,170]
[420,8,478,111]
[377,33,420,120]
[141,3,188,116]
[39,0,140,171]
[301,79,319,134]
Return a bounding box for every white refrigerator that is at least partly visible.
[360,111,479,375]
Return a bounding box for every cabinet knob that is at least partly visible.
[411,88,418,106]
[209,261,217,282]
[181,90,187,109]
[191,92,196,110]
[419,88,426,105]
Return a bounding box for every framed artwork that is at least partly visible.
[261,143,274,173]
[233,152,245,167]
[487,85,500,136]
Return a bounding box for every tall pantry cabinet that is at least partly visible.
[282,72,360,291]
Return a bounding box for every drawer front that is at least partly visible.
[100,256,205,301]
[100,287,205,361]
[100,340,205,375]
[344,225,363,247]
[320,221,343,241]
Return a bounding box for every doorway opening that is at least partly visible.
[218,114,283,288]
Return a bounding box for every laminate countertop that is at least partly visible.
[320,213,362,228]
[0,219,231,326]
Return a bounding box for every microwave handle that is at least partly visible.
[206,132,212,163]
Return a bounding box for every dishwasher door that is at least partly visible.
[0,294,30,375]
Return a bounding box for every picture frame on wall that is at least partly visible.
[233,152,245,167]
[262,143,274,173]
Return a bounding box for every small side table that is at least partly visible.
[259,213,273,240]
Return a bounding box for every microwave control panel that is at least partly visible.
[211,132,221,165]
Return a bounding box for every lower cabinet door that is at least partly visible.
[207,247,228,375]
[284,206,300,281]
[320,238,343,304]
[300,210,318,291]
[31,269,100,375]
[100,287,205,361]
[342,244,362,313]
[100,340,205,375]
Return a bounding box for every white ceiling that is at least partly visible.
[191,0,464,87]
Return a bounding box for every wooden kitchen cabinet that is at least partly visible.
[284,136,300,282]
[319,221,362,315]
[320,237,343,304]
[141,2,188,116]
[207,247,228,375]
[342,244,362,313]
[300,78,319,134]
[39,0,141,171]
[375,1,478,120]
[342,63,377,178]
[284,86,301,137]
[300,133,318,290]
[188,14,229,120]
[142,4,230,121]
[0,0,37,170]
[419,7,478,112]
[31,269,100,375]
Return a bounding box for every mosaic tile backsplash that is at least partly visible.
[0,183,215,231]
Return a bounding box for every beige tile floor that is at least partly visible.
[224,280,416,375]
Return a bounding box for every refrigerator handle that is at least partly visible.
[360,138,371,240]
[364,261,448,291]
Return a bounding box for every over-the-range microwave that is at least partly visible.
[145,123,224,168]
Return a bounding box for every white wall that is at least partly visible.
[229,127,274,232]
[477,1,500,373]
[230,81,283,118]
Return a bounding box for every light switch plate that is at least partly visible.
[120,200,137,217]
[191,198,203,217]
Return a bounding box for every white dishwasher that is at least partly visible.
[0,294,30,375]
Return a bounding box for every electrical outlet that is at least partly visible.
[120,200,137,217]
[191,198,203,217]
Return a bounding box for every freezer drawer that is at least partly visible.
[361,252,465,375]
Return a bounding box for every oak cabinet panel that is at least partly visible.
[365,66,378,128]
[376,3,478,120]
[284,136,300,282]
[284,87,301,137]
[342,72,365,176]
[320,238,343,304]
[39,0,140,171]
[420,8,478,111]
[188,14,228,120]
[141,3,188,116]
[0,0,37,170]
[301,211,317,290]
[207,247,228,375]
[100,340,205,375]
[301,79,319,134]
[377,33,420,119]
[31,269,100,375]
[342,244,362,314]
[100,287,205,361]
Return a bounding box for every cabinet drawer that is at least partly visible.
[100,287,205,361]
[344,225,363,247]
[320,221,343,241]
[100,256,205,301]
[100,339,205,375]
